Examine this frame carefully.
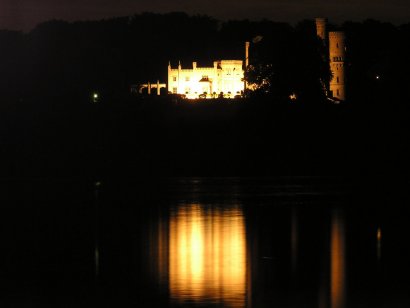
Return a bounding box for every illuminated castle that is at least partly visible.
[316,18,346,101]
[167,60,245,99]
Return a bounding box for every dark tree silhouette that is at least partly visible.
[244,20,330,104]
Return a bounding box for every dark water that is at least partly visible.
[3,178,410,307]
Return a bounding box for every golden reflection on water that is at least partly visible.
[377,227,382,261]
[330,209,346,308]
[169,204,246,307]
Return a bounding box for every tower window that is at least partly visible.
[185,77,190,81]
[173,76,177,81]
[337,77,339,83]
[173,87,177,94]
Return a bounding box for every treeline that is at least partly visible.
[1,12,409,103]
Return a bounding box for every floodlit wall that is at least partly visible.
[315,17,347,102]
[329,32,346,101]
[168,60,244,99]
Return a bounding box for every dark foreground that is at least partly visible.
[1,96,409,178]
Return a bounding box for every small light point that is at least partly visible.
[92,92,99,103]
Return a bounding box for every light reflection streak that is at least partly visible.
[331,209,346,308]
[291,207,298,273]
[377,227,382,261]
[168,204,246,307]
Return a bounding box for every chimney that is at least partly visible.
[245,41,250,68]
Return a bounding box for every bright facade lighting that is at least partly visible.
[168,60,245,99]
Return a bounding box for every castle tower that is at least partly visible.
[315,18,327,44]
[315,17,346,102]
[329,32,346,101]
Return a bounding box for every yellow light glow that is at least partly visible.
[169,204,246,307]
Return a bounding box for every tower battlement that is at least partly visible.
[328,31,345,38]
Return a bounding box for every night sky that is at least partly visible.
[1,0,409,31]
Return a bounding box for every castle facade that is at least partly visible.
[167,60,245,99]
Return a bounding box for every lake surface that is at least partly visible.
[3,177,410,307]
